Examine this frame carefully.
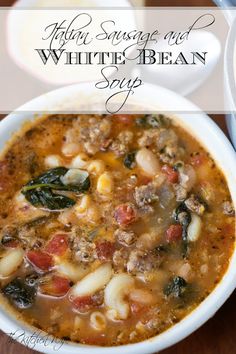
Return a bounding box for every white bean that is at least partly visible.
[75,195,91,214]
[136,148,160,176]
[62,143,80,157]
[45,155,63,168]
[70,153,89,169]
[178,262,192,281]
[136,232,160,251]
[0,248,24,278]
[61,169,89,186]
[200,264,208,274]
[75,196,101,223]
[187,213,202,242]
[87,160,105,175]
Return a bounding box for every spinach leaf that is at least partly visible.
[2,277,36,309]
[22,167,90,210]
[23,167,90,193]
[26,188,76,210]
[164,276,187,298]
[27,167,68,186]
[123,151,136,169]
[174,202,191,257]
[136,115,170,129]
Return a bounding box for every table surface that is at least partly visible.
[0,0,235,353]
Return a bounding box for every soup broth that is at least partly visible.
[0,114,234,346]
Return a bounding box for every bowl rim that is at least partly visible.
[225,15,236,112]
[0,82,236,354]
[12,0,133,8]
[6,0,134,86]
[224,15,236,146]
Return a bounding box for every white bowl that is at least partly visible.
[7,0,134,85]
[0,83,236,354]
[225,16,236,148]
[12,0,132,6]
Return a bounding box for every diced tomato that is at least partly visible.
[44,234,68,256]
[40,275,71,297]
[96,241,115,261]
[114,114,134,125]
[166,224,183,243]
[26,250,54,272]
[51,275,71,296]
[71,295,94,312]
[190,153,206,167]
[161,165,179,183]
[114,203,137,226]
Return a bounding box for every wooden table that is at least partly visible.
[0,0,235,353]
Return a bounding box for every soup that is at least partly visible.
[0,114,234,346]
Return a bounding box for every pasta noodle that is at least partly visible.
[104,274,135,320]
